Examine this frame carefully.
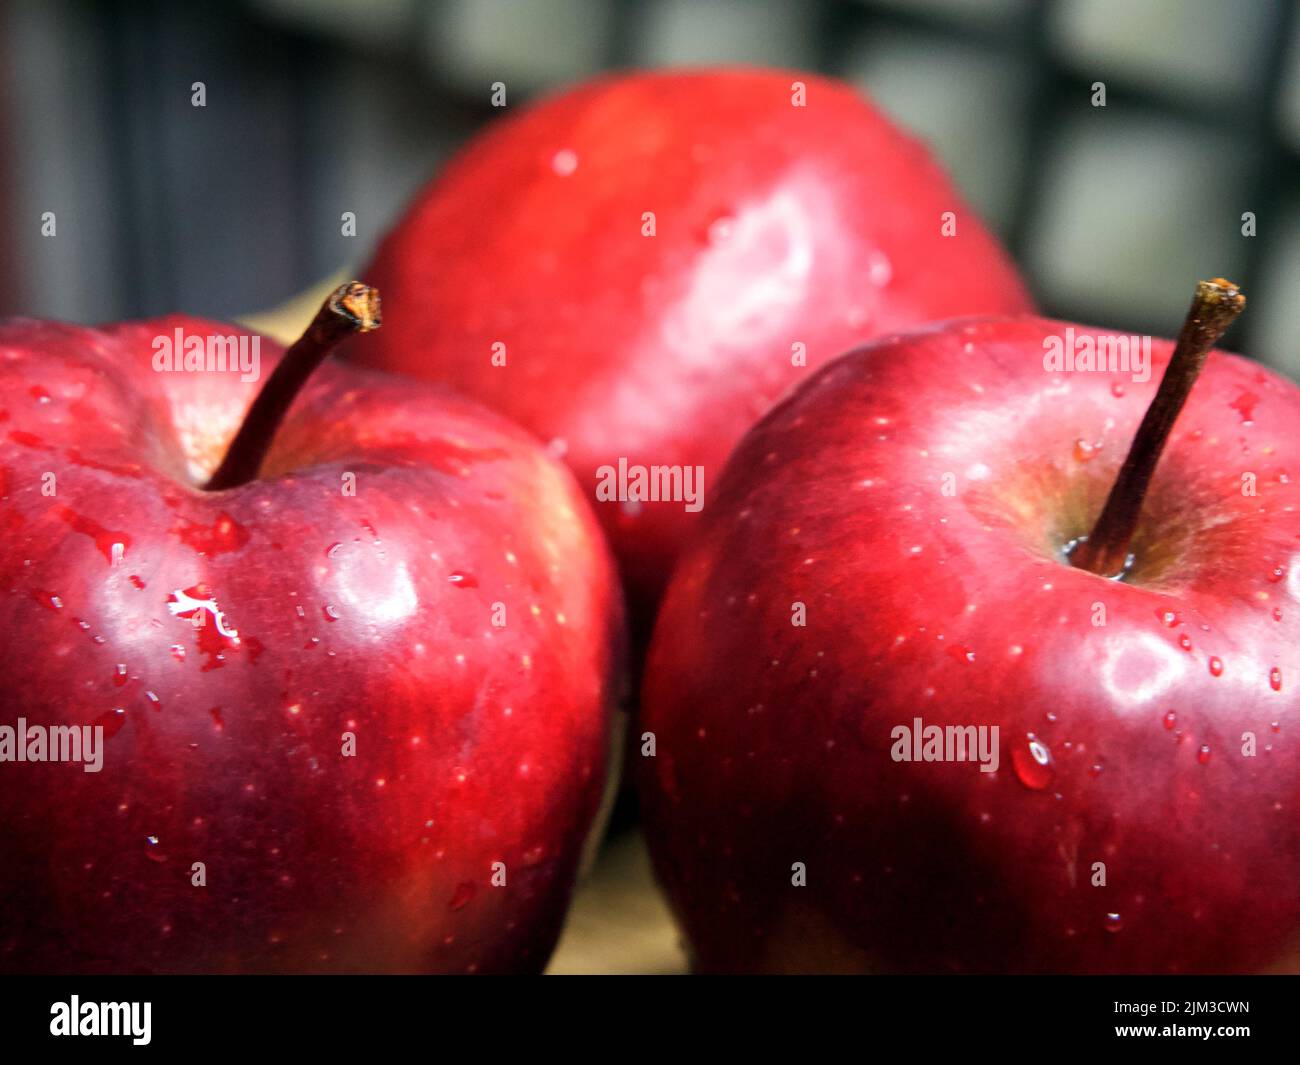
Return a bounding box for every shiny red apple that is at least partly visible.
[351,67,1032,624]
[639,281,1300,973]
[0,284,624,974]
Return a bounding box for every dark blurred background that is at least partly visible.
[1,0,1296,373]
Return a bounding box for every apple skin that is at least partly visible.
[350,68,1032,624]
[638,316,1300,974]
[0,314,624,974]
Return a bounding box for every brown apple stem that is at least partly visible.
[205,282,381,490]
[1068,278,1245,577]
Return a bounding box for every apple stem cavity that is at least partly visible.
[205,282,381,491]
[1068,278,1245,578]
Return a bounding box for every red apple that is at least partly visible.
[0,284,624,973]
[638,281,1300,973]
[350,68,1032,624]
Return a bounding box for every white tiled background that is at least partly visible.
[2,0,1296,374]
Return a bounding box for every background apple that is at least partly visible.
[638,284,1299,973]
[0,285,624,973]
[349,67,1032,626]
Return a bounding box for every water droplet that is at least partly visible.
[1270,667,1282,692]
[93,707,126,739]
[209,706,224,732]
[56,505,131,565]
[1088,762,1103,778]
[946,644,974,664]
[1011,734,1054,790]
[112,664,127,687]
[31,590,62,611]
[170,644,186,661]
[1267,565,1286,584]
[868,250,893,287]
[1104,912,1123,933]
[447,571,478,588]
[325,542,342,559]
[706,215,733,244]
[1198,745,1212,765]
[1073,438,1098,463]
[1157,609,1180,628]
[322,604,340,622]
[1230,390,1259,423]
[1208,657,1223,677]
[448,881,477,911]
[1162,710,1177,730]
[1178,634,1193,652]
[145,835,167,863]
[1111,382,1126,398]
[550,148,578,176]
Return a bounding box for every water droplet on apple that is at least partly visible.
[1162,710,1177,730]
[31,590,62,611]
[94,707,126,739]
[868,251,893,287]
[111,663,127,687]
[550,148,578,176]
[1011,734,1054,790]
[325,542,342,559]
[145,835,167,862]
[447,571,478,588]
[1270,667,1282,692]
[1157,609,1180,628]
[1208,657,1223,677]
[323,604,340,622]
[1178,634,1193,652]
[1198,745,1212,765]
[170,644,186,661]
[448,881,477,911]
[706,215,733,244]
[1104,912,1123,933]
[1111,382,1126,398]
[209,707,224,732]
[1073,438,1098,463]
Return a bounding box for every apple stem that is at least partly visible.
[205,282,381,491]
[1068,278,1245,577]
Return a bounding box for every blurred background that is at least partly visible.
[0,0,1294,973]
[1,0,1297,368]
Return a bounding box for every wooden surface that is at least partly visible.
[546,829,688,975]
